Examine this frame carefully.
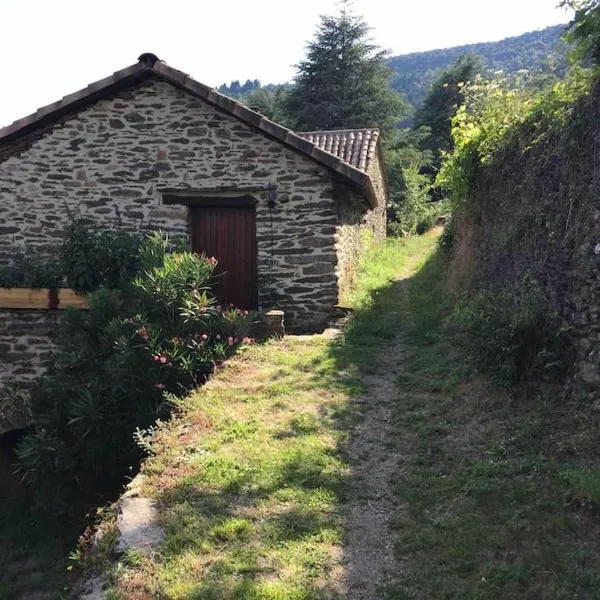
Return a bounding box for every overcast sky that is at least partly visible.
[0,0,573,127]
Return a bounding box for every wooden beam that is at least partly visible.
[162,194,258,207]
[0,288,89,310]
[59,289,89,309]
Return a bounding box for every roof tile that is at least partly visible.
[296,129,380,173]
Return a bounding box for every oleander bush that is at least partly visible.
[17,232,252,513]
[0,218,172,292]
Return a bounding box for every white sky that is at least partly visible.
[0,0,573,127]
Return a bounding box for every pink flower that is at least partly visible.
[202,334,208,340]
[228,336,234,346]
[159,356,168,364]
[154,383,166,391]
[216,334,221,340]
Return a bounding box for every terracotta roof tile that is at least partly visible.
[296,129,380,173]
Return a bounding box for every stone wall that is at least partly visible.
[336,190,369,300]
[0,310,57,386]
[446,81,600,400]
[334,153,388,301]
[0,77,363,331]
[0,309,57,433]
[365,150,388,239]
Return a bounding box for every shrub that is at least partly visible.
[437,69,593,208]
[0,218,161,292]
[0,252,63,289]
[445,280,573,386]
[17,233,251,513]
[437,216,456,254]
[60,219,143,292]
[387,128,443,237]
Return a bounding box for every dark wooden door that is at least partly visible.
[190,205,257,309]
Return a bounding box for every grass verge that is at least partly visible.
[384,249,600,599]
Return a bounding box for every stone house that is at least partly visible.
[0,53,387,377]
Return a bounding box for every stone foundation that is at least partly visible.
[0,309,57,388]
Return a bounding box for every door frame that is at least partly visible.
[174,195,258,310]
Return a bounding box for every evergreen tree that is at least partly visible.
[285,2,406,136]
[414,53,482,169]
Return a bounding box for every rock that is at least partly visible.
[77,576,107,599]
[116,497,163,554]
[253,309,285,340]
[322,327,343,339]
[580,362,600,385]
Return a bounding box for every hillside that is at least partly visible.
[389,24,569,109]
[218,25,569,111]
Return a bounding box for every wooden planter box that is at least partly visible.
[0,288,89,310]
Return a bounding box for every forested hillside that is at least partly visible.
[389,24,568,109]
[219,25,569,112]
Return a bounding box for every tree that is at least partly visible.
[414,53,482,170]
[386,127,437,235]
[284,2,407,137]
[246,86,292,127]
[560,1,600,64]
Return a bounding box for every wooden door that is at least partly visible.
[190,204,257,310]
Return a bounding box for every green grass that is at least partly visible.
[101,232,440,599]
[337,231,441,375]
[383,247,600,599]
[11,226,596,599]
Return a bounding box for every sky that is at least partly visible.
[0,0,573,127]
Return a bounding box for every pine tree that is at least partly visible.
[285,2,406,137]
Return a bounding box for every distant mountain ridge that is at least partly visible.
[389,24,569,110]
[218,24,570,112]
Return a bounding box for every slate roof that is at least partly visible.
[0,53,378,207]
[296,129,380,173]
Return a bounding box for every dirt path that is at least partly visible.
[342,282,410,599]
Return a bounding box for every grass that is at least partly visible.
[9,226,598,598]
[382,249,600,599]
[99,232,440,599]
